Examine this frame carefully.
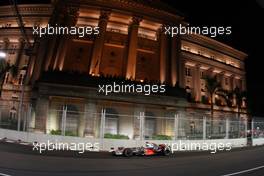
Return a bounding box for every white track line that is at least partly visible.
[0,173,12,176]
[221,165,264,176]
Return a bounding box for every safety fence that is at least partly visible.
[0,106,248,141]
[4,106,264,150]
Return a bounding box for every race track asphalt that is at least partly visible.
[0,142,264,176]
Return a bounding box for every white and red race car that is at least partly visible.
[110,142,171,157]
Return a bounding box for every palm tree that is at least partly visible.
[232,87,247,119]
[0,59,18,94]
[0,59,8,76]
[205,76,219,119]
[231,87,246,138]
[0,59,9,84]
[204,75,226,135]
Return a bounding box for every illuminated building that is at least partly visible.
[0,0,247,138]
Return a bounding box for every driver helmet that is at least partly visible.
[146,142,154,148]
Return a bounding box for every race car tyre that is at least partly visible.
[111,151,117,156]
[123,148,133,157]
[163,149,171,156]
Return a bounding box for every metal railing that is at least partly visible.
[0,106,252,141]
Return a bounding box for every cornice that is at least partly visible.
[74,0,183,24]
[181,34,248,61]
[181,51,246,76]
[0,4,53,17]
[0,28,34,38]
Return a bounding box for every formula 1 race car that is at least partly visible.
[110,142,171,157]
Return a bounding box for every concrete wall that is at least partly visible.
[0,128,247,151]
[252,138,264,146]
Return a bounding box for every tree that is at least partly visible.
[233,87,247,119]
[0,59,18,94]
[204,75,226,135]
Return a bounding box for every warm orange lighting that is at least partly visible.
[140,79,144,83]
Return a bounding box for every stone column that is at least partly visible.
[133,106,145,140]
[225,118,229,139]
[170,34,180,86]
[219,71,225,89]
[230,75,236,90]
[159,25,168,84]
[35,96,49,133]
[179,59,186,88]
[30,38,49,84]
[55,6,80,71]
[3,38,9,51]
[125,16,142,80]
[193,64,201,102]
[203,116,206,139]
[89,10,111,75]
[24,39,41,84]
[44,36,60,71]
[82,101,97,137]
[174,114,179,140]
[15,38,25,68]
[78,111,85,137]
[2,38,9,83]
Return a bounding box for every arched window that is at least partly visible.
[9,107,17,119]
[105,108,119,134]
[63,104,80,136]
[144,111,156,139]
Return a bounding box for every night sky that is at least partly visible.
[1,0,264,116]
[163,0,264,116]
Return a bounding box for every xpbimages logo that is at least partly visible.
[169,141,232,154]
[32,140,100,154]
[32,24,100,37]
[98,82,166,95]
[164,24,232,38]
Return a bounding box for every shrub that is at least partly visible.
[152,135,172,140]
[50,130,77,136]
[104,133,129,139]
[65,131,77,136]
[201,95,209,104]
[50,129,61,135]
[0,118,19,130]
[215,98,222,106]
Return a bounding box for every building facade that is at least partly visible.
[0,0,247,140]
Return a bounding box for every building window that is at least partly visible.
[201,80,205,91]
[2,23,11,28]
[9,107,17,119]
[200,71,204,78]
[185,67,191,76]
[107,28,121,33]
[145,118,156,139]
[197,50,202,55]
[64,104,80,136]
[18,73,24,85]
[105,117,118,134]
[182,46,190,52]
[225,77,229,85]
[9,44,16,54]
[105,108,119,135]
[185,77,192,88]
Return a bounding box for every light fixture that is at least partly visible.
[0,51,7,58]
